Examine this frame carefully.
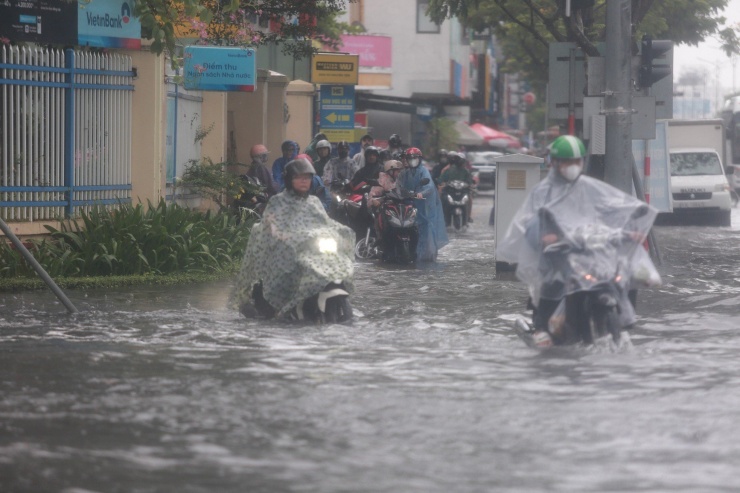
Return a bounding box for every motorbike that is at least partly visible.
[356,180,429,264]
[514,206,658,350]
[329,180,375,243]
[232,175,269,223]
[242,235,354,324]
[442,180,472,231]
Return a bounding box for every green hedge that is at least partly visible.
[0,199,253,288]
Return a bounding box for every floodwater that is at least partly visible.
[2,193,740,493]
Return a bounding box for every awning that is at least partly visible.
[454,121,485,146]
[469,123,522,149]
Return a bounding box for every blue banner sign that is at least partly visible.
[183,46,256,92]
[78,0,141,49]
[320,85,355,130]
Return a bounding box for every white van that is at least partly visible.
[669,147,732,226]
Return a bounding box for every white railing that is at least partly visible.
[0,46,134,220]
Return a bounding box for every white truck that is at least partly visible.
[663,119,733,226]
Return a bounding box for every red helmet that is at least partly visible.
[404,147,423,168]
[295,153,314,164]
[250,144,268,158]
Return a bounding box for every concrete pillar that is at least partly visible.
[285,79,315,152]
[126,48,166,205]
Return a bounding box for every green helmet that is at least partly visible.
[549,135,586,160]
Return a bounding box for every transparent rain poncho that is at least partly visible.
[231,190,355,317]
[496,168,661,309]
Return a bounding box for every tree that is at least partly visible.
[135,0,355,62]
[427,0,740,94]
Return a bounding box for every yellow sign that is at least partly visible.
[311,54,359,85]
[321,128,368,142]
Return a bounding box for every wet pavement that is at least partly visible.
[1,192,740,492]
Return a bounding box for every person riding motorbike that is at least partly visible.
[272,140,299,191]
[232,158,355,320]
[313,139,332,178]
[496,135,661,346]
[438,151,475,224]
[349,146,383,188]
[396,147,449,261]
[304,132,328,164]
[323,140,359,184]
[293,153,332,212]
[431,149,449,182]
[244,144,279,196]
[353,133,374,170]
[368,159,403,210]
[387,133,405,159]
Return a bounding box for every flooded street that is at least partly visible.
[2,193,740,492]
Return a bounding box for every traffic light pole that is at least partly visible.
[603,0,633,194]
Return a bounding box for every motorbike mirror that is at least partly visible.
[420,178,430,186]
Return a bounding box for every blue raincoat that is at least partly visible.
[397,165,449,261]
[271,141,299,191]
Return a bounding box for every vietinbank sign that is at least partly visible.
[79,0,141,49]
[0,0,141,48]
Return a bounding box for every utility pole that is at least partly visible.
[603,0,633,193]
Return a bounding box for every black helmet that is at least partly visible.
[438,148,448,157]
[337,140,350,151]
[284,158,316,191]
[281,140,295,152]
[364,146,380,159]
[389,134,402,147]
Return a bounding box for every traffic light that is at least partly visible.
[638,35,672,89]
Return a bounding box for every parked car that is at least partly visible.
[467,151,504,190]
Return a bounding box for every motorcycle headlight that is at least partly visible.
[446,194,455,205]
[319,237,337,253]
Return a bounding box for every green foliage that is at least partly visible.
[424,118,460,158]
[135,0,356,64]
[0,200,253,279]
[178,157,260,213]
[427,0,740,104]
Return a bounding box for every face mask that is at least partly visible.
[561,164,582,181]
[408,158,420,168]
[258,154,268,165]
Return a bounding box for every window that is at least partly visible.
[417,0,440,34]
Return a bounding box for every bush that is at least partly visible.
[0,199,254,279]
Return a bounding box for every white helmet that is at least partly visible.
[316,139,331,150]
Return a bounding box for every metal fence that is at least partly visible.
[0,46,134,221]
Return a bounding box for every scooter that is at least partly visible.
[333,180,375,243]
[442,180,472,231]
[514,208,656,350]
[233,175,269,222]
[244,235,354,324]
[372,187,420,263]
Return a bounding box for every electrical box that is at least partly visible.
[494,153,544,271]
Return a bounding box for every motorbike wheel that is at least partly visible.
[327,296,353,324]
[355,237,377,259]
[397,240,412,263]
[453,213,462,231]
